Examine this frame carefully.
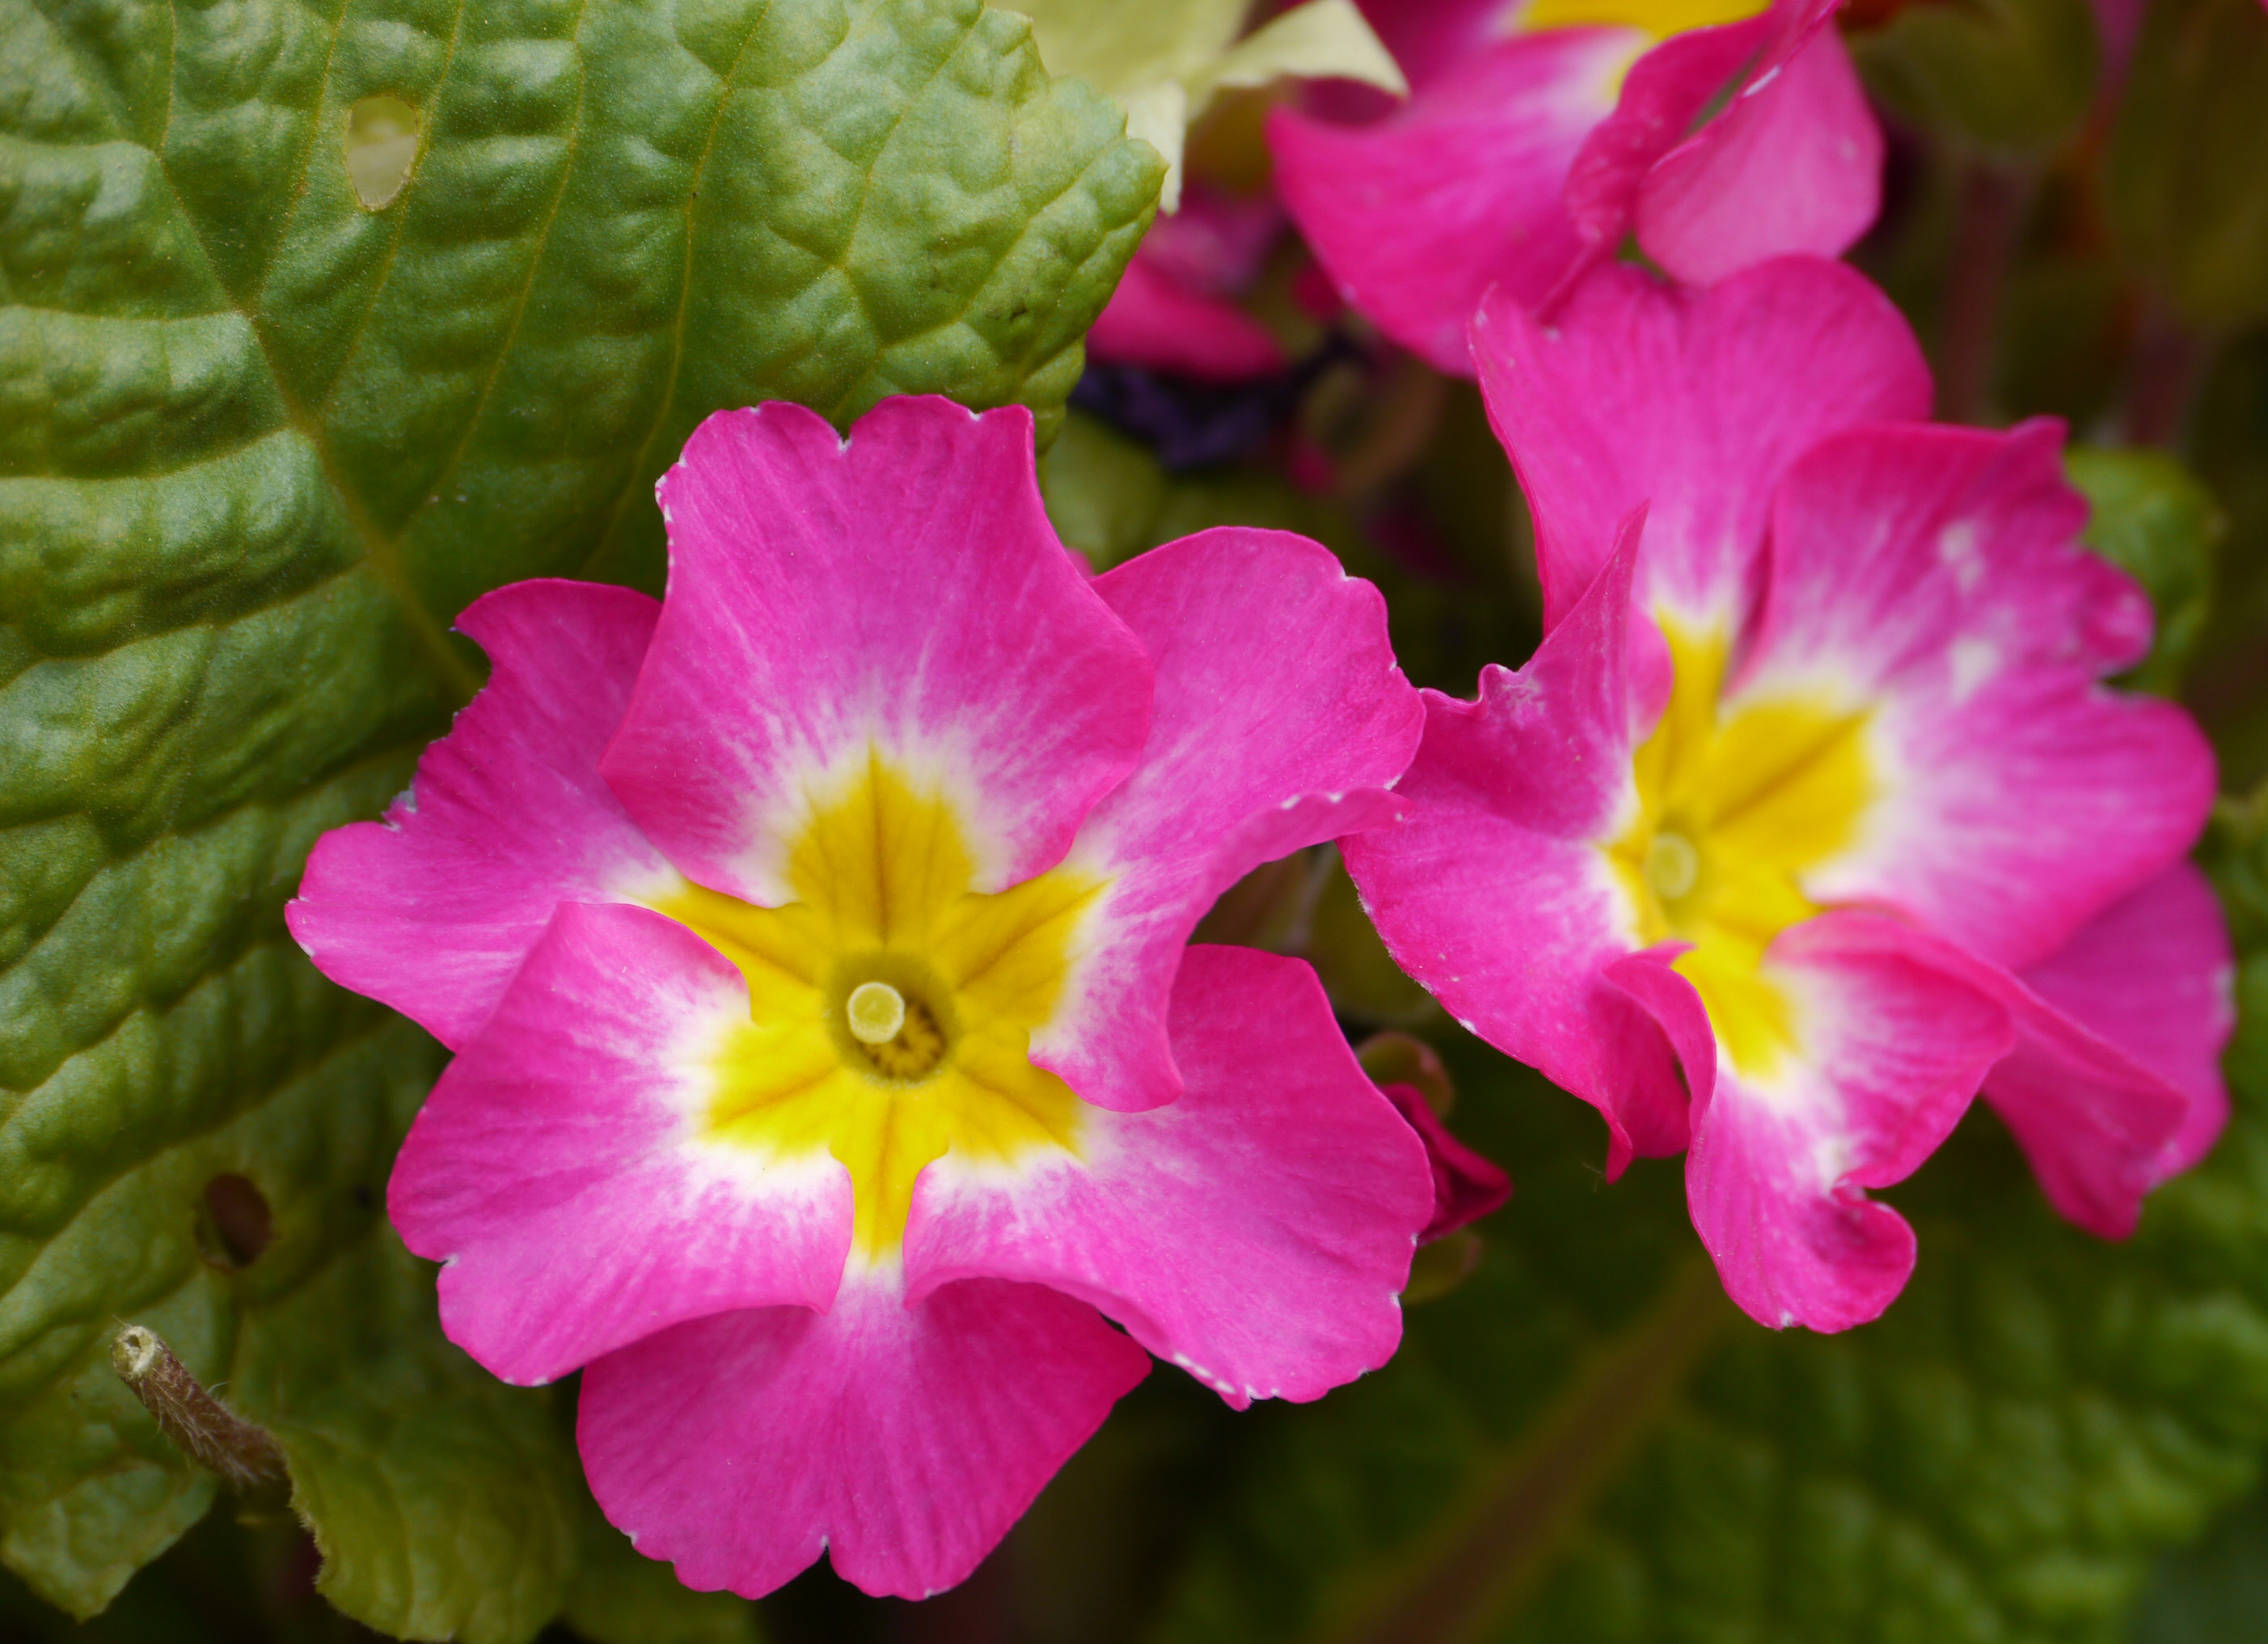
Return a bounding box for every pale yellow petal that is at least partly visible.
[1191,0,1409,102]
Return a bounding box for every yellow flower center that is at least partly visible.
[648,752,1106,1257]
[1608,621,1875,1079]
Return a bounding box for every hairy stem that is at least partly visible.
[112,1325,290,1505]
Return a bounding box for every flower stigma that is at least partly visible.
[847,981,907,1045]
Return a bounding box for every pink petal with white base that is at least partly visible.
[1041,529,1421,1113]
[288,580,675,1050]
[1470,256,1928,630]
[1345,519,1693,1172]
[1632,27,1882,285]
[2011,862,2235,1179]
[1684,913,2014,1332]
[390,902,853,1386]
[1269,30,1629,373]
[1746,421,2219,970]
[602,397,1154,904]
[907,947,1433,1408]
[578,1272,1149,1600]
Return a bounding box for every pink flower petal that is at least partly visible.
[602,397,1155,906]
[2011,862,2236,1181]
[1088,255,1290,382]
[287,580,677,1049]
[1041,528,1422,1112]
[1565,0,1881,284]
[906,946,1434,1408]
[1632,27,1883,285]
[390,902,855,1386]
[1381,1080,1514,1241]
[1470,255,1929,631]
[577,1271,1149,1600]
[1747,421,2220,970]
[1344,515,1696,1173]
[1269,29,1628,373]
[1784,910,2197,1240]
[1684,912,2016,1332]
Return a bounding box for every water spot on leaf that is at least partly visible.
[345,95,420,210]
[196,1174,272,1269]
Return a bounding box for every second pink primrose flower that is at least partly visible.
[1345,256,2232,1333]
[287,395,1440,1598]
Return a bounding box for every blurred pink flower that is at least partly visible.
[1268,0,1884,371]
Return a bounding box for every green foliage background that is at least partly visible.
[6,0,2268,1641]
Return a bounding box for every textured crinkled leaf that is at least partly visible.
[2069,446,2223,695]
[2131,1481,2268,1644]
[1143,905,2268,1643]
[2106,0,2268,332]
[0,0,1155,1625]
[1851,0,2100,155]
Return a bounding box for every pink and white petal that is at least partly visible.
[1088,254,1288,382]
[1788,911,2194,1240]
[601,398,1154,904]
[1687,914,2014,1332]
[1633,27,1883,285]
[1037,529,1421,1113]
[288,580,678,1050]
[2014,862,2235,1178]
[1747,421,2219,969]
[1268,30,1632,374]
[1471,256,1929,632]
[1381,1080,1514,1240]
[908,947,1430,1407]
[390,902,853,1386]
[577,1270,1149,1600]
[1347,518,1691,1172]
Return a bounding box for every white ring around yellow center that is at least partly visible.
[648,752,1108,1256]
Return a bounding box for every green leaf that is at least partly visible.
[1142,905,2268,1643]
[1850,0,2100,158]
[2068,446,2224,695]
[0,0,1156,1629]
[564,1496,762,1644]
[2129,1481,2268,1644]
[2107,0,2268,333]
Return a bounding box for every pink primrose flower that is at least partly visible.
[287,395,1442,1597]
[1342,256,2231,1333]
[1266,0,1884,373]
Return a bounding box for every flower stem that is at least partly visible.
[112,1325,291,1504]
[1938,160,2026,425]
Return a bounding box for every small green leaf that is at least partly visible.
[2107,0,2268,332]
[0,0,1157,1625]
[1852,0,2100,157]
[2068,446,2224,695]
